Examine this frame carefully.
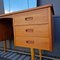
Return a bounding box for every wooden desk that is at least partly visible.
[0,4,54,51]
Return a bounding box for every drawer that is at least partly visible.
[14,24,48,37]
[14,37,52,51]
[14,9,49,25]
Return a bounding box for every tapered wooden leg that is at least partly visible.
[14,41,15,50]
[9,40,11,49]
[4,40,6,52]
[9,39,12,49]
[39,50,42,60]
[31,48,35,60]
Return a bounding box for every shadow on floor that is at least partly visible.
[0,57,10,60]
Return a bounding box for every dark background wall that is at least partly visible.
[0,0,4,14]
[0,0,5,48]
[37,0,60,16]
[37,0,60,57]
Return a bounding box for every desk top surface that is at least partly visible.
[0,4,54,17]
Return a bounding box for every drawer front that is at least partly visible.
[14,8,49,25]
[15,37,52,50]
[14,24,48,37]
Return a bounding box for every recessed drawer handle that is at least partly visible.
[25,29,33,32]
[25,17,33,21]
[26,40,34,44]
